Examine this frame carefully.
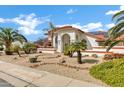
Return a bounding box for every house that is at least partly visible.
[37,25,124,56]
[45,26,104,52]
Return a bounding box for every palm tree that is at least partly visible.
[49,22,56,47]
[43,22,56,47]
[0,27,27,55]
[105,10,124,51]
[64,40,87,64]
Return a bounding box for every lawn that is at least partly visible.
[90,58,124,87]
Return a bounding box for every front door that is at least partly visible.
[62,34,70,52]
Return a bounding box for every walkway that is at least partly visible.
[0,61,104,87]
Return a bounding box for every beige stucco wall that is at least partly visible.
[75,31,99,49]
[53,29,76,52]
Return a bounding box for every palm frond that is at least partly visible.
[109,21,124,37]
[116,16,124,24]
[112,10,124,21]
[49,22,56,30]
[107,40,124,52]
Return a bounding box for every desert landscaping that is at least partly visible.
[0,52,107,86]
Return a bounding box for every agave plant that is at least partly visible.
[105,10,124,51]
[0,27,27,55]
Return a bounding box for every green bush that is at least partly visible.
[5,46,13,55]
[12,45,22,57]
[90,58,124,86]
[63,45,74,57]
[23,43,36,54]
[82,59,98,63]
[29,57,37,63]
[0,45,4,51]
[29,55,38,63]
[91,54,98,58]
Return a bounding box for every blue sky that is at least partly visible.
[0,5,122,41]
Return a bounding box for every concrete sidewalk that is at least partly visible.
[0,61,103,87]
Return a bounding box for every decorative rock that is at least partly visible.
[13,57,17,60]
[59,57,66,63]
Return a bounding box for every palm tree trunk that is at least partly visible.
[77,50,82,64]
[5,44,13,55]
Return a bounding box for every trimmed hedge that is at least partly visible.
[90,58,124,87]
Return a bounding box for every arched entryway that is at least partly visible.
[62,34,70,52]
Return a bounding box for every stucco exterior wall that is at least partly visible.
[53,29,76,52]
[75,31,99,49]
[53,29,99,53]
[85,35,99,47]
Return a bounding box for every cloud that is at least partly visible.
[57,22,104,32]
[66,9,77,14]
[81,22,103,31]
[0,18,6,23]
[105,23,115,29]
[106,5,124,15]
[0,13,50,35]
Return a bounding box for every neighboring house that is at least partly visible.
[46,26,104,52]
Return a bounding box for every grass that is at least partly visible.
[90,58,124,87]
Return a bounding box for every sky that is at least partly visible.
[0,5,122,41]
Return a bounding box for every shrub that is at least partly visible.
[83,55,89,57]
[104,53,124,60]
[29,55,38,63]
[91,54,98,58]
[23,43,36,54]
[82,59,99,63]
[13,45,22,57]
[90,58,124,87]
[5,47,13,55]
[0,44,4,51]
[64,45,74,57]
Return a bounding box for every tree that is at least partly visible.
[13,45,21,57]
[0,27,27,55]
[49,22,56,47]
[43,22,56,47]
[105,10,124,51]
[64,39,87,64]
[23,42,36,54]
